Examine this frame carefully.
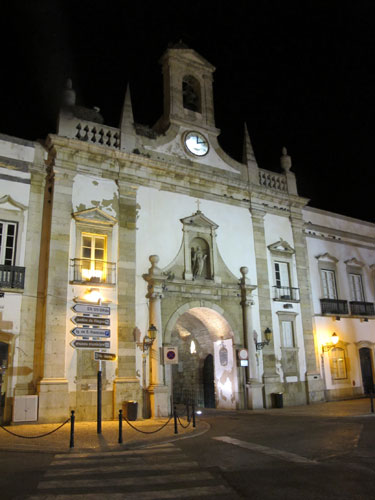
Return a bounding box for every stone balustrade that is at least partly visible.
[259,169,287,192]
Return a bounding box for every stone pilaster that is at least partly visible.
[290,210,325,403]
[113,181,142,416]
[15,160,46,396]
[239,267,264,409]
[38,166,74,422]
[143,255,169,417]
[251,206,282,408]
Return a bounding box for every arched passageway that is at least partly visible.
[170,307,238,409]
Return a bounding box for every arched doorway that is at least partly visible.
[169,306,238,409]
[359,347,374,394]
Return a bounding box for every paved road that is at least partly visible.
[2,403,375,499]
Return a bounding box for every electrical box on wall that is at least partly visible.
[12,395,38,422]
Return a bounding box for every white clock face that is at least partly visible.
[185,132,209,156]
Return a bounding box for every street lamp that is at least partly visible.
[142,324,157,352]
[322,332,339,352]
[140,324,157,419]
[255,328,272,351]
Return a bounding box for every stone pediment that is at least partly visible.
[165,47,215,71]
[0,194,27,211]
[180,211,218,230]
[268,238,295,255]
[344,257,364,268]
[73,208,117,226]
[315,252,338,263]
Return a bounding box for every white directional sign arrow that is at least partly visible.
[71,316,110,326]
[70,340,110,350]
[71,328,111,338]
[72,304,111,315]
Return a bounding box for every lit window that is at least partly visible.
[329,347,347,380]
[0,221,17,266]
[81,234,106,282]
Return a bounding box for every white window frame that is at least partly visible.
[0,221,18,266]
[320,268,338,299]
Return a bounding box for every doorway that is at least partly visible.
[359,347,374,394]
[203,354,215,408]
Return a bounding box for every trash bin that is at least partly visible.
[122,401,138,421]
[272,392,283,408]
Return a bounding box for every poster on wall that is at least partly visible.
[163,347,179,364]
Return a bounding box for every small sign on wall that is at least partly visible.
[163,347,179,364]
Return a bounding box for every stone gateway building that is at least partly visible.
[0,45,374,423]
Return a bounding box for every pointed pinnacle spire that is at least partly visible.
[120,83,134,130]
[242,123,256,164]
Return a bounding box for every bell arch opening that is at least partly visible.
[169,306,238,409]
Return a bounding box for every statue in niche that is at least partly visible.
[191,245,207,278]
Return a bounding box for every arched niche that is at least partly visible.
[182,75,201,113]
[190,237,211,279]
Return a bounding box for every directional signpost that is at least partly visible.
[71,328,111,338]
[72,304,111,315]
[70,302,112,436]
[94,352,117,361]
[71,316,110,326]
[70,340,110,349]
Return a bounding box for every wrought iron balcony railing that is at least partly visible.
[320,298,349,315]
[349,301,375,316]
[70,259,116,285]
[273,286,300,301]
[0,265,26,289]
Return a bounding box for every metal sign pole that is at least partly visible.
[97,359,102,434]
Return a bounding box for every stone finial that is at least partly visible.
[240,266,249,277]
[280,147,292,172]
[242,124,256,165]
[148,255,162,276]
[62,78,76,107]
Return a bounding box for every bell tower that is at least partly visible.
[157,42,219,134]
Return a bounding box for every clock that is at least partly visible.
[184,131,209,156]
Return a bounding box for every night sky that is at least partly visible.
[1,1,374,222]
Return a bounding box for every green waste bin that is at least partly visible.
[272,393,283,408]
[122,401,138,421]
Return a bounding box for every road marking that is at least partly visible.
[45,461,200,476]
[29,485,234,499]
[213,436,317,464]
[39,471,214,489]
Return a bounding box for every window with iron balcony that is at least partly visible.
[0,220,25,289]
[70,233,116,285]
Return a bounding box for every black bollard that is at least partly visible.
[186,401,190,423]
[118,409,123,444]
[173,405,178,434]
[70,410,75,448]
[192,402,196,428]
[371,393,374,413]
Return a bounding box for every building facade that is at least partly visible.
[303,207,375,401]
[0,45,372,423]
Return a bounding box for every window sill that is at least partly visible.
[70,281,116,288]
[273,298,300,303]
[0,287,24,294]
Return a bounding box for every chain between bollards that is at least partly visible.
[69,410,75,448]
[118,409,123,443]
[173,405,178,434]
